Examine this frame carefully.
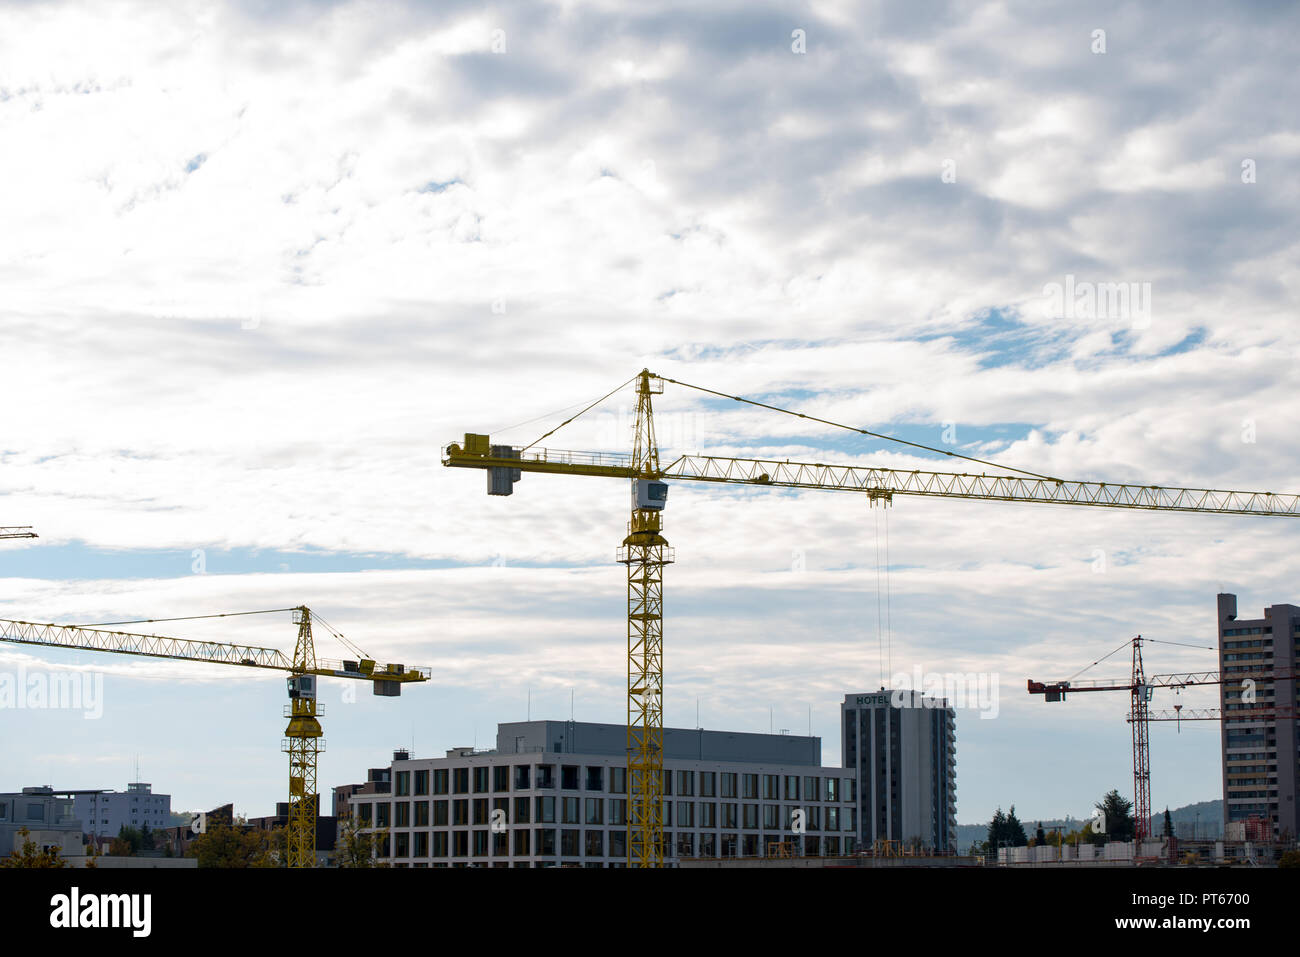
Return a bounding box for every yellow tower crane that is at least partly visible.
[0,605,429,866]
[443,369,1300,867]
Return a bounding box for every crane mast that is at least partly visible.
[617,371,672,867]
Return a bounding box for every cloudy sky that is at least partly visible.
[1,0,1297,831]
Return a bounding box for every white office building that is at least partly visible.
[72,782,171,839]
[355,720,858,867]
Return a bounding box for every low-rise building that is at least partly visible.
[72,782,171,841]
[0,786,85,858]
[355,719,858,867]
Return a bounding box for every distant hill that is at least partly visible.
[957,800,1223,852]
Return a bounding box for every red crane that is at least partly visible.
[1029,637,1296,841]
[1029,636,1215,841]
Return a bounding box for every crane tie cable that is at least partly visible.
[658,375,1062,481]
[72,608,300,627]
[521,374,639,453]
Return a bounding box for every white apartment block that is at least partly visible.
[72,782,171,839]
[354,720,858,867]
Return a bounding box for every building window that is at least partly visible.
[585,830,604,857]
[699,802,717,828]
[414,801,429,827]
[433,800,448,826]
[563,797,580,824]
[763,775,779,800]
[376,804,390,828]
[806,805,821,831]
[513,796,530,824]
[721,773,737,798]
[494,765,510,792]
[784,776,799,800]
[609,798,627,826]
[699,772,716,797]
[453,768,469,794]
[825,778,838,802]
[561,766,580,790]
[535,796,556,823]
[473,799,489,825]
[357,803,372,826]
[432,832,448,857]
[803,777,818,801]
[453,832,468,857]
[742,774,759,799]
[514,765,530,790]
[609,767,627,794]
[395,833,410,857]
[413,832,428,856]
[742,834,759,857]
[414,770,429,795]
[827,807,839,831]
[699,833,716,857]
[722,803,738,829]
[743,804,759,829]
[586,767,604,791]
[395,802,410,827]
[453,800,468,826]
[535,828,557,855]
[513,829,530,856]
[585,798,603,825]
[676,801,694,827]
[677,770,694,796]
[536,765,555,789]
[395,771,410,796]
[492,829,508,856]
[433,769,449,795]
[610,830,627,858]
[561,829,581,857]
[763,804,779,829]
[474,767,490,793]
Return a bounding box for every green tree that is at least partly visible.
[987,807,1006,850]
[0,827,68,868]
[187,820,283,868]
[1278,850,1300,869]
[1005,806,1028,846]
[335,818,389,868]
[1095,790,1136,842]
[1162,807,1174,838]
[109,824,144,856]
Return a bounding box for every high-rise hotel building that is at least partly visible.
[842,690,957,852]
